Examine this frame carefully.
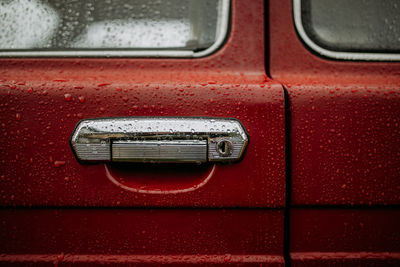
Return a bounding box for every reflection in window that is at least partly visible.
[0,0,58,49]
[72,20,190,48]
[0,0,220,51]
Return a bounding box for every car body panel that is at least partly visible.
[269,0,400,206]
[0,0,285,208]
[0,0,286,265]
[269,0,400,265]
[1,0,399,265]
[0,209,284,266]
[0,80,284,207]
[290,209,400,266]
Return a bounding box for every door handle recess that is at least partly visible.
[70,117,248,163]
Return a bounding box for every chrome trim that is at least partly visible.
[293,0,400,61]
[112,140,207,163]
[70,117,248,163]
[0,0,230,58]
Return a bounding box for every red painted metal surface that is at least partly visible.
[269,0,400,206]
[0,0,285,208]
[0,209,284,266]
[285,84,400,205]
[268,0,400,266]
[0,81,284,207]
[290,209,400,266]
[0,0,285,266]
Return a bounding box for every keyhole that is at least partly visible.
[217,140,233,157]
[220,143,227,153]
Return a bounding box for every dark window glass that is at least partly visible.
[301,0,400,52]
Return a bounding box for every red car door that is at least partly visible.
[269,0,400,266]
[0,0,287,266]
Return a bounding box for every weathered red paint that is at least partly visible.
[0,0,285,265]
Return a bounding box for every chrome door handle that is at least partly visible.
[70,117,248,163]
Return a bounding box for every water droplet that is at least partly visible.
[57,253,64,261]
[54,161,65,167]
[98,83,110,87]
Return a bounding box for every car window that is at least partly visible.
[293,0,400,60]
[0,0,229,57]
